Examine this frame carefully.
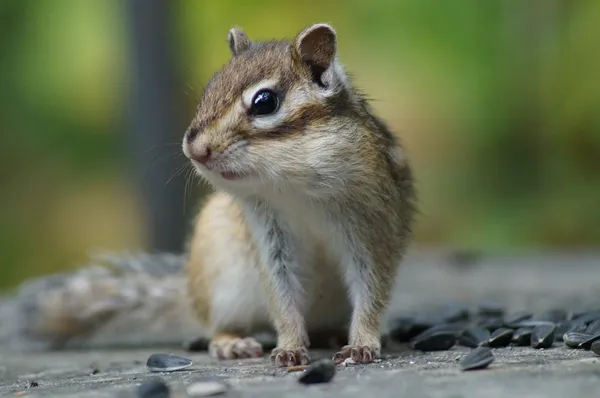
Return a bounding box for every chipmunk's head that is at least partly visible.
[183,23,361,196]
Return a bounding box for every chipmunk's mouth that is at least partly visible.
[219,170,254,181]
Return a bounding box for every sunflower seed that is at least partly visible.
[388,316,414,342]
[507,320,555,330]
[419,323,462,336]
[535,309,567,323]
[410,314,447,332]
[440,304,471,323]
[477,316,505,331]
[572,310,600,325]
[586,319,600,335]
[459,327,490,348]
[459,346,495,371]
[531,324,555,349]
[487,328,513,348]
[512,328,533,346]
[555,321,583,341]
[146,353,193,372]
[411,330,457,351]
[137,378,170,398]
[477,302,505,317]
[298,359,336,384]
[591,340,600,356]
[503,311,532,326]
[563,332,591,348]
[579,333,600,350]
[184,337,210,352]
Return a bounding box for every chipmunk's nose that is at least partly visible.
[191,145,212,164]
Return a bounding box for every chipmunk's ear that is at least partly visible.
[228,27,250,56]
[293,24,337,86]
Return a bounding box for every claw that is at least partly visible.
[332,345,379,364]
[270,347,310,367]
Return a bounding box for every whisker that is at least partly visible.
[164,162,191,186]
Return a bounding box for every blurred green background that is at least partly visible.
[1,0,599,289]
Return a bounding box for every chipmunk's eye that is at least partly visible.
[250,89,279,116]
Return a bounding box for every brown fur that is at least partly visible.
[183,23,416,366]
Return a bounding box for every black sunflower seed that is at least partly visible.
[477,316,505,331]
[146,353,193,372]
[395,313,447,340]
[586,319,600,335]
[298,359,336,384]
[459,327,490,348]
[503,311,532,326]
[507,320,555,330]
[441,305,471,324]
[459,346,495,371]
[572,310,600,325]
[421,323,462,336]
[487,328,514,348]
[563,332,591,348]
[137,378,170,398]
[555,321,581,342]
[512,328,533,346]
[579,333,600,350]
[183,337,209,352]
[531,324,555,349]
[569,322,589,334]
[477,302,505,317]
[411,330,457,351]
[388,316,415,342]
[591,340,600,356]
[534,309,567,323]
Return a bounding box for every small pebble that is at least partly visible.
[531,324,555,349]
[459,346,494,371]
[186,381,227,396]
[342,358,357,366]
[298,359,336,385]
[137,378,170,398]
[146,353,192,372]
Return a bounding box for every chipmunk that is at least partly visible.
[182,23,415,366]
[0,24,415,366]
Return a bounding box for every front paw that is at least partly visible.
[270,347,310,367]
[209,337,263,360]
[332,345,380,364]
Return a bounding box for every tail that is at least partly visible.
[0,253,204,351]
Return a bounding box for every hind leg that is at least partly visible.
[187,193,271,360]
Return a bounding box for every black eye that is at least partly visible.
[250,89,279,116]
